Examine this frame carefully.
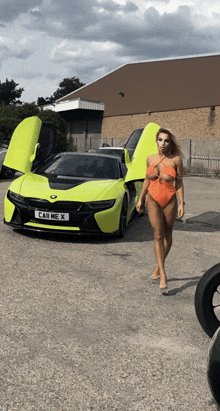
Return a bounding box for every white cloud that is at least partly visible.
[50,40,121,62]
[0,0,44,22]
[0,0,219,102]
[0,35,34,64]
[48,39,124,88]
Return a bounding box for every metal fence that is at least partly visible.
[75,136,220,175]
[181,139,220,174]
[101,138,220,174]
[71,136,128,152]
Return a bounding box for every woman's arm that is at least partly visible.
[136,157,150,213]
[175,156,185,218]
[136,177,150,213]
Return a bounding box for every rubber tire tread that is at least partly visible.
[207,327,220,406]
[117,195,128,238]
[1,166,15,179]
[195,263,220,338]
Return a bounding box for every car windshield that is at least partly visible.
[34,154,120,180]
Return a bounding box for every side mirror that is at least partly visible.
[30,143,40,163]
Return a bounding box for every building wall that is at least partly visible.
[59,56,220,117]
[68,117,102,152]
[101,106,220,145]
[87,118,103,151]
[68,119,85,152]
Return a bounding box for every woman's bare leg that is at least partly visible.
[152,266,160,279]
[152,237,171,279]
[147,194,177,287]
[152,201,177,278]
[152,233,174,278]
[146,194,166,286]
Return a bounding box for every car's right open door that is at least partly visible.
[124,122,160,183]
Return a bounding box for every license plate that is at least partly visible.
[35,210,69,221]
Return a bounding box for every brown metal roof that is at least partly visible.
[58,55,220,117]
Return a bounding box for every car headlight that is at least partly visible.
[8,190,26,205]
[85,200,115,209]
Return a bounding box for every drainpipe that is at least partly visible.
[84,119,88,152]
[187,139,192,170]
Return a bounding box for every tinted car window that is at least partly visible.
[32,123,56,170]
[35,154,120,180]
[124,128,143,150]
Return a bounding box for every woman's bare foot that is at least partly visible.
[159,270,168,289]
[151,266,160,280]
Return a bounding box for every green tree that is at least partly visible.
[0,106,20,143]
[0,79,24,105]
[37,97,54,106]
[37,76,85,106]
[52,77,85,101]
[0,103,68,152]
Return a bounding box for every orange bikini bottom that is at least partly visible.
[148,179,176,208]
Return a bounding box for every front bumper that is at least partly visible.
[4,194,122,235]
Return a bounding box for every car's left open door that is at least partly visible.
[3,116,56,174]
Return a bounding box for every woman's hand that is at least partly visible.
[178,203,184,218]
[136,199,144,214]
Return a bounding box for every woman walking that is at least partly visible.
[136,128,184,292]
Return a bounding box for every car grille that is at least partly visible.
[9,197,105,233]
[12,198,101,232]
[26,198,82,212]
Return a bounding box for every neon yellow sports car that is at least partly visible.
[3,117,159,236]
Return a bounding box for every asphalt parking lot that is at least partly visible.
[1,175,220,411]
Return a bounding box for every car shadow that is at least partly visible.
[13,228,113,244]
[0,177,15,182]
[12,210,220,244]
[124,211,220,243]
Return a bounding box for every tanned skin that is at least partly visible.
[136,132,184,290]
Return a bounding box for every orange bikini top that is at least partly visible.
[146,158,176,179]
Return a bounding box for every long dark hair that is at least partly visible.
[156,128,183,157]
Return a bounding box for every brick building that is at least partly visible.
[49,54,220,165]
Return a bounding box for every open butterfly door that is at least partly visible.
[3,116,56,174]
[124,122,160,182]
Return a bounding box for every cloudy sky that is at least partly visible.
[0,0,220,102]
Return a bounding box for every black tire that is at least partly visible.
[195,263,220,338]
[207,327,220,406]
[1,166,15,179]
[117,195,128,238]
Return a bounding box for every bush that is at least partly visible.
[0,103,68,153]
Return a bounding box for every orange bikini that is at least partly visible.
[146,157,176,208]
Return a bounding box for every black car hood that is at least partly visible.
[47,175,94,190]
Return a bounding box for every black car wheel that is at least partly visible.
[195,263,220,338]
[207,327,220,406]
[1,166,15,179]
[117,195,128,238]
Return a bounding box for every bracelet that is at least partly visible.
[179,201,185,205]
